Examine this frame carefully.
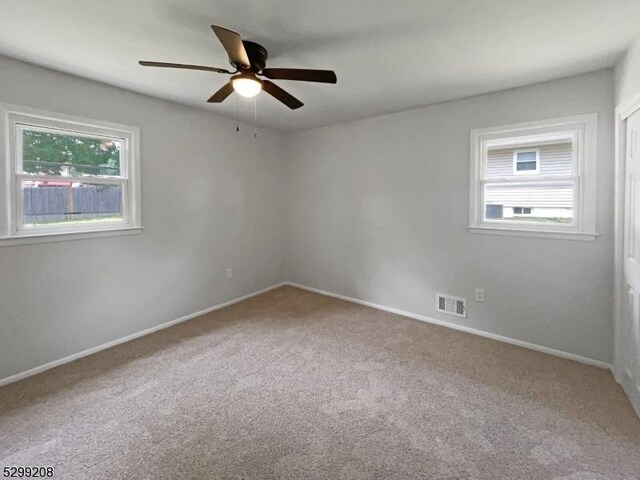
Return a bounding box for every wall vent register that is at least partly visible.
[436,293,467,318]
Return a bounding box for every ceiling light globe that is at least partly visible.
[232,77,262,98]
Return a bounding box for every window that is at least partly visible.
[469,114,597,240]
[0,104,141,245]
[513,149,539,175]
[513,207,532,215]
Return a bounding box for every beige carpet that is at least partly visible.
[1,286,639,480]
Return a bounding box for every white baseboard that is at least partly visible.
[620,369,640,418]
[1,280,613,388]
[286,282,613,371]
[0,282,287,387]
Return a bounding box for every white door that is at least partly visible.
[622,108,640,414]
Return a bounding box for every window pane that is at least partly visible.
[484,141,573,179]
[484,182,574,224]
[21,129,121,177]
[516,151,537,161]
[516,161,537,171]
[21,181,124,228]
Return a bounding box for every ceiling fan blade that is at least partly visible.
[261,68,337,84]
[207,82,235,103]
[139,61,232,74]
[211,25,251,69]
[262,81,303,109]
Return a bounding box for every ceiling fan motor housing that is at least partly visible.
[240,41,268,72]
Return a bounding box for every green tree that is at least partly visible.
[22,130,120,176]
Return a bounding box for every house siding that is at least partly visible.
[486,141,572,177]
[485,141,573,209]
[485,183,573,208]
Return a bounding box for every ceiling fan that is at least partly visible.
[139,25,337,110]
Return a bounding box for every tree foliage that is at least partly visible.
[22,130,120,176]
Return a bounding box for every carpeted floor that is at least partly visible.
[1,286,639,480]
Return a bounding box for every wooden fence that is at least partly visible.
[23,185,122,223]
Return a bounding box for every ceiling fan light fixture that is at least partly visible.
[139,24,336,109]
[231,76,263,98]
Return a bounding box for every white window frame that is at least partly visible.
[0,103,142,246]
[512,148,540,175]
[469,114,598,241]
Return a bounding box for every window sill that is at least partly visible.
[0,226,143,247]
[467,225,597,241]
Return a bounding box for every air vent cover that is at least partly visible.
[436,293,466,318]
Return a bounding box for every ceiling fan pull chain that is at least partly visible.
[236,96,240,132]
[254,97,259,139]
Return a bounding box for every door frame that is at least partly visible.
[614,94,640,409]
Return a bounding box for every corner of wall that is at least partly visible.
[615,36,640,106]
[281,134,294,282]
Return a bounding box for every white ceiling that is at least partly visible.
[1,0,640,132]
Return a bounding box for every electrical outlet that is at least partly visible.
[475,288,485,302]
[226,268,233,279]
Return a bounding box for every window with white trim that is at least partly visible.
[0,104,141,245]
[513,149,539,175]
[469,114,598,240]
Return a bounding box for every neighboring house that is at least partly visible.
[484,140,573,221]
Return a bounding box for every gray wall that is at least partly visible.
[285,69,615,363]
[0,56,287,380]
[616,36,640,105]
[0,58,618,379]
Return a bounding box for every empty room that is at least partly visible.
[1,1,640,478]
